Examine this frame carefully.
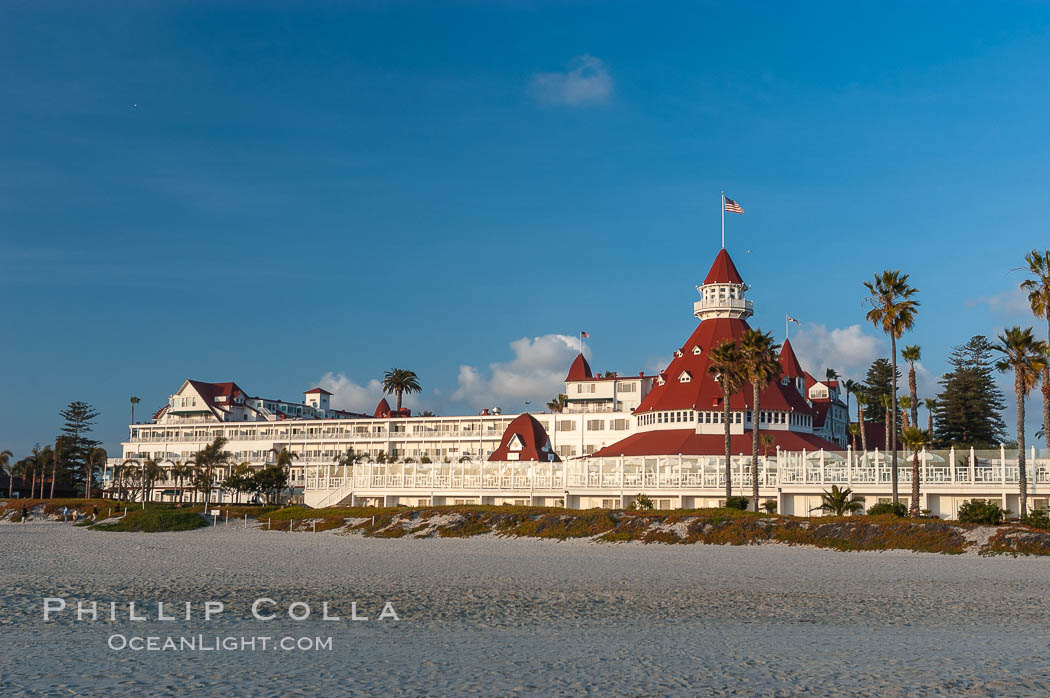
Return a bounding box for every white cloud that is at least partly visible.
[968,287,1031,317]
[452,334,582,410]
[316,372,424,413]
[789,323,883,381]
[530,54,613,106]
[316,372,385,412]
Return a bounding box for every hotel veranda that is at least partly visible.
[104,249,1050,519]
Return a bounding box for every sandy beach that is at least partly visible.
[2,521,1050,696]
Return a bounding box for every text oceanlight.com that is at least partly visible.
[108,635,333,652]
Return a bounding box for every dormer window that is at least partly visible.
[674,349,683,358]
[679,371,692,383]
[656,374,666,386]
[507,434,524,452]
[692,345,702,356]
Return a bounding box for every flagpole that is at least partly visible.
[720,191,725,249]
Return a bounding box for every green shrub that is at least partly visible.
[724,496,749,511]
[761,500,777,514]
[1021,509,1050,530]
[91,509,207,532]
[957,500,1005,525]
[633,494,654,510]
[867,501,907,517]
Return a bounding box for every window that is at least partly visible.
[619,382,636,393]
[586,419,604,431]
[692,345,702,355]
[557,420,576,431]
[612,419,629,430]
[601,499,617,508]
[679,371,692,383]
[657,499,673,510]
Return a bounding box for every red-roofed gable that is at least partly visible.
[778,339,805,379]
[593,429,840,458]
[488,414,561,462]
[702,248,745,285]
[304,387,333,395]
[565,353,593,381]
[374,398,392,418]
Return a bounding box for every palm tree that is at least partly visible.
[194,437,232,509]
[865,270,919,503]
[271,447,300,503]
[825,368,839,383]
[84,447,107,499]
[117,459,138,501]
[900,427,931,516]
[49,438,62,499]
[546,394,568,413]
[140,458,164,503]
[847,423,860,450]
[760,433,775,458]
[382,369,422,411]
[993,326,1049,517]
[842,378,860,431]
[1,449,13,498]
[1021,250,1050,449]
[881,394,893,454]
[901,345,921,429]
[170,460,193,504]
[708,338,744,501]
[853,385,868,452]
[898,396,913,430]
[130,395,141,424]
[924,398,937,436]
[811,485,865,516]
[740,329,781,511]
[28,444,43,498]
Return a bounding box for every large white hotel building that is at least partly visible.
[105,248,1049,518]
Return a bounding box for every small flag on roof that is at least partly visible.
[786,315,801,326]
[581,331,590,338]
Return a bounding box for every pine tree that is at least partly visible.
[934,336,1007,448]
[862,358,900,425]
[58,401,102,497]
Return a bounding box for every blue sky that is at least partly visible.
[3,1,1050,457]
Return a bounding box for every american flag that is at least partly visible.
[786,315,801,326]
[581,331,590,338]
[723,195,744,214]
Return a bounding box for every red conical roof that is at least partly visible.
[488,414,561,462]
[374,398,392,417]
[632,318,813,414]
[778,339,805,379]
[702,248,745,285]
[565,353,593,381]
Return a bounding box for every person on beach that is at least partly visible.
[61,505,68,522]
[72,509,78,523]
[20,505,28,524]
[92,506,98,521]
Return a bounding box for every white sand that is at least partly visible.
[2,522,1050,696]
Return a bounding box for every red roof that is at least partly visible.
[593,429,841,458]
[304,387,333,395]
[565,353,593,381]
[488,414,561,462]
[778,339,805,379]
[374,398,392,418]
[633,317,814,415]
[702,248,745,285]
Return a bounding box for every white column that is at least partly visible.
[949,446,956,483]
[847,445,853,487]
[1001,443,1007,485]
[969,446,976,483]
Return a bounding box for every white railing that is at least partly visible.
[303,446,1050,494]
